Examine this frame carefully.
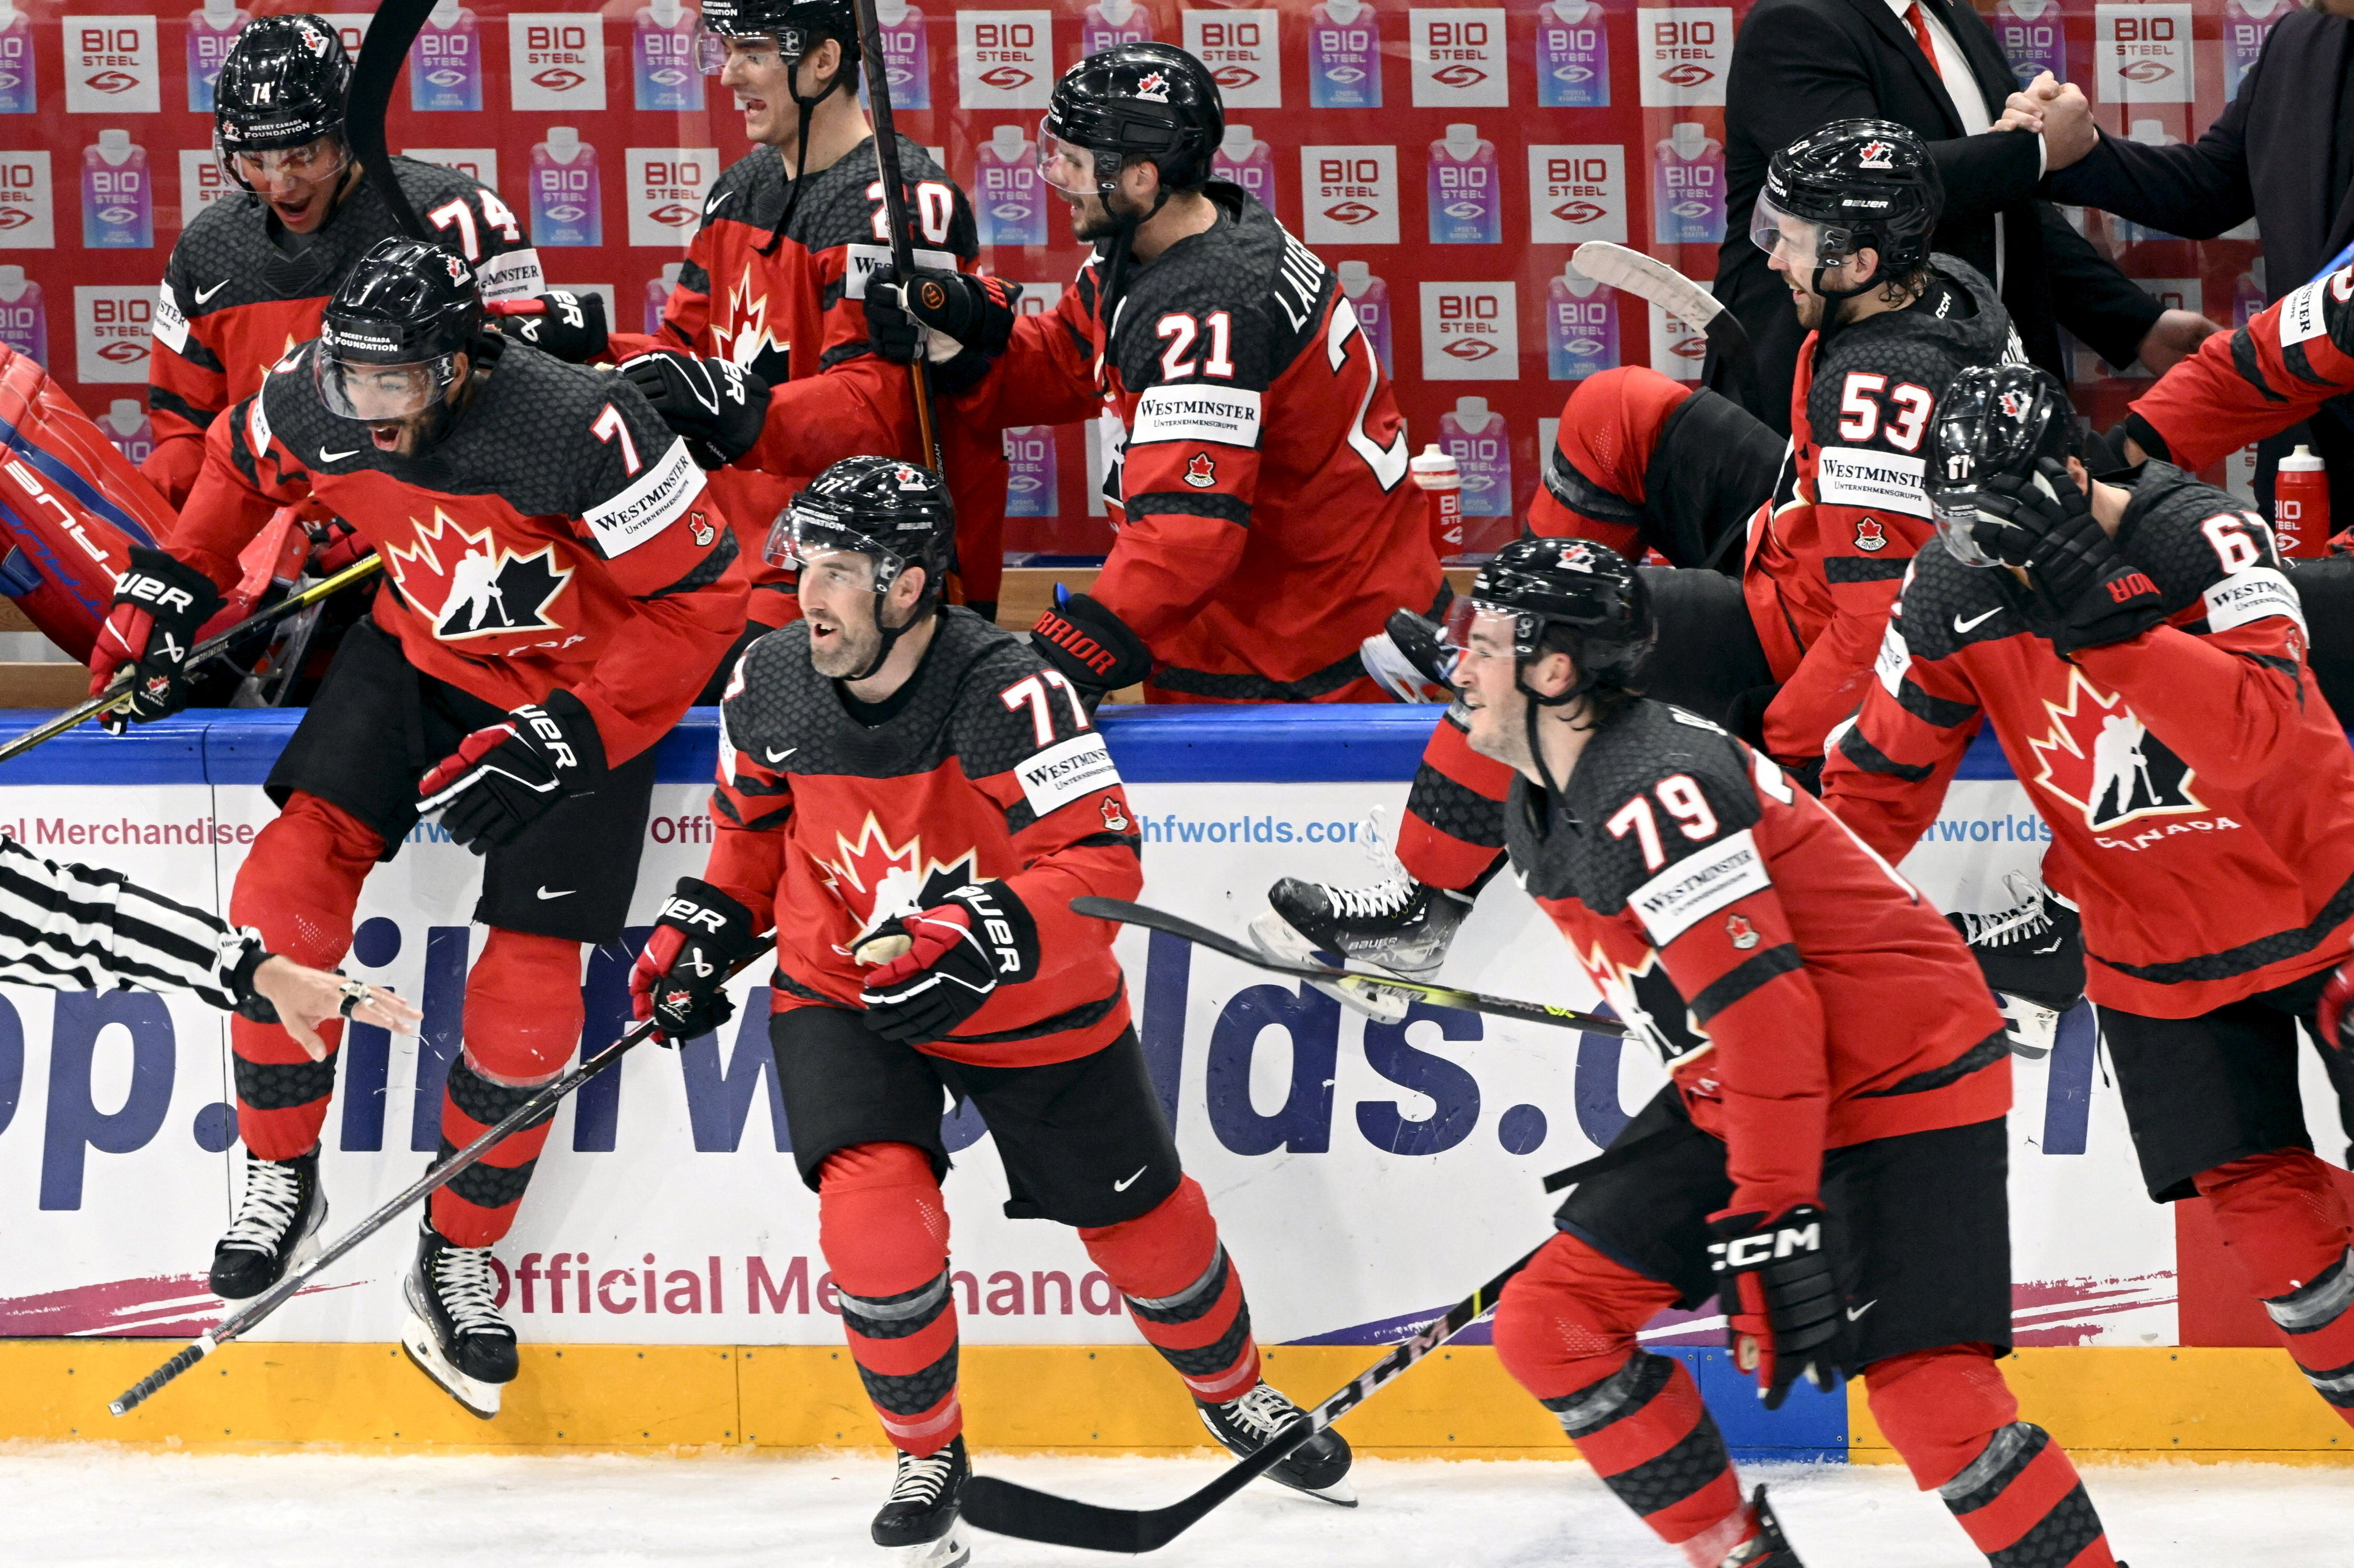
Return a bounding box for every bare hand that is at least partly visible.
[2032,78,2097,170]
[1998,71,2062,130]
[2136,308,2221,374]
[252,955,423,1062]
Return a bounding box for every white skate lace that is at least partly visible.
[432,1243,507,1335]
[1219,1381,1306,1443]
[1957,873,2053,950]
[220,1157,304,1253]
[887,1449,959,1508]
[1325,876,1418,922]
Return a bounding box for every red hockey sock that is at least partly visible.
[427,930,582,1247]
[1493,1234,1750,1565]
[1525,366,1695,552]
[819,1142,962,1455]
[2196,1151,2354,1424]
[1867,1346,2115,1567]
[1080,1176,1261,1405]
[226,791,380,1160]
[1397,710,1515,892]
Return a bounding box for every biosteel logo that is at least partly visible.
[2118,59,2172,81]
[1431,63,1485,88]
[1659,61,1713,87]
[980,64,1031,88]
[1443,337,1496,361]
[1212,64,1258,88]
[1324,200,1381,225]
[532,66,586,92]
[1552,199,1607,224]
[84,68,140,92]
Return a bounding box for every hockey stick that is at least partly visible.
[108,964,752,1417]
[1573,241,1750,371]
[962,1240,1545,1552]
[1069,895,1625,1036]
[346,0,438,241]
[0,554,384,772]
[850,0,943,474]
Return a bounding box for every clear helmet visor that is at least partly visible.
[1442,596,1533,667]
[1038,121,1112,194]
[219,131,348,191]
[1929,489,2000,569]
[314,351,457,423]
[696,27,794,75]
[763,504,905,590]
[1750,191,1829,272]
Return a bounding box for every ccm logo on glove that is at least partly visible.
[1707,1215,1823,1272]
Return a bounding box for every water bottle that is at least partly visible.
[1411,443,1462,559]
[2273,445,2330,559]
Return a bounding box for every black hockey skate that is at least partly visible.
[1719,1486,1803,1566]
[209,1148,326,1300]
[1197,1381,1357,1506]
[1252,873,1472,1024]
[1948,873,2084,1060]
[401,1218,518,1419]
[872,1437,971,1567]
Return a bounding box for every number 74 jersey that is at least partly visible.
[947,183,1444,702]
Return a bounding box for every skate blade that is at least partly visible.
[887,1522,970,1567]
[207,1196,329,1302]
[1245,910,1411,1025]
[1996,995,2058,1060]
[400,1313,502,1420]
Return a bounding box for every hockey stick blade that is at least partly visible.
[348,0,438,241]
[961,1241,1544,1552]
[108,958,751,1416]
[1573,240,1752,365]
[1069,896,1623,1036]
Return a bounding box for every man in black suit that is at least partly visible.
[2015,2,2354,514]
[1709,0,2215,435]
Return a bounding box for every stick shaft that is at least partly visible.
[851,0,944,471]
[347,0,438,240]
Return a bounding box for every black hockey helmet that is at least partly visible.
[315,238,486,427]
[1925,364,2083,568]
[1752,119,1943,304]
[1043,42,1223,199]
[1447,537,1656,702]
[214,15,352,185]
[696,0,858,81]
[770,456,957,679]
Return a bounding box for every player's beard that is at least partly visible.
[1791,284,1826,331]
[1064,190,1135,244]
[808,603,885,679]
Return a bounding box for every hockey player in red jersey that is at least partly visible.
[1255,121,2025,1007]
[864,42,1442,705]
[145,15,550,510]
[629,456,1351,1564]
[91,239,746,1417]
[1457,536,2116,1568]
[1824,364,2354,1436]
[612,0,1006,633]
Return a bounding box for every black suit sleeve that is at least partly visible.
[2042,55,2258,238]
[2037,202,2167,369]
[1729,0,2043,225]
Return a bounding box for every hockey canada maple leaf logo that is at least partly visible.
[715,271,791,381]
[1582,941,1710,1068]
[2025,666,2203,832]
[1134,69,1171,102]
[384,512,573,642]
[1725,913,1760,950]
[1184,451,1216,488]
[815,814,984,950]
[1854,517,1887,552]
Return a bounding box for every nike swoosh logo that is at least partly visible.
[318,447,360,463]
[1954,607,2002,634]
[1112,1165,1148,1192]
[705,190,734,216]
[537,886,574,900]
[1846,1300,1876,1322]
[764,746,796,763]
[194,279,231,303]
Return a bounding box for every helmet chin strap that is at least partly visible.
[1093,167,1174,328]
[760,43,851,256]
[843,576,938,683]
[1515,644,1592,799]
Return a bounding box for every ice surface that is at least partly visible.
[1,1447,2342,1567]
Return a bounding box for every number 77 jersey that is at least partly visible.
[948,184,1445,702]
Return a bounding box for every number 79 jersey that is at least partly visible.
[950,182,1443,702]
[1504,700,2005,1215]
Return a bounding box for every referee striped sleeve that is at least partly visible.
[0,837,260,1009]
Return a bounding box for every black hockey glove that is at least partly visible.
[858,882,1038,1045]
[1030,589,1153,700]
[88,547,224,735]
[1979,460,2167,655]
[489,290,610,363]
[618,350,770,469]
[1708,1203,1845,1410]
[1358,606,1457,703]
[416,689,608,852]
[629,877,765,1044]
[866,263,1018,396]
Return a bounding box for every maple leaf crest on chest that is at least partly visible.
[813,812,984,951]
[713,269,792,381]
[382,510,574,642]
[2024,664,2204,833]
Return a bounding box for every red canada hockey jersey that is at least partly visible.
[2128,260,2354,470]
[1508,700,2007,1216]
[171,338,745,765]
[147,158,541,509]
[1823,464,2354,1018]
[702,609,1142,1066]
[948,183,1442,702]
[1746,260,2026,764]
[631,136,1006,620]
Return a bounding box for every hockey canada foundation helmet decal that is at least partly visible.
[315,238,486,423]
[1752,118,1943,303]
[1447,535,1657,702]
[1041,42,1223,198]
[1926,363,2082,568]
[214,14,353,172]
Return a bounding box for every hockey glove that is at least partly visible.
[89,547,224,735]
[867,263,1018,396]
[1359,607,1458,703]
[858,882,1038,1045]
[629,877,765,1044]
[1708,1204,1845,1409]
[2317,958,2354,1056]
[416,689,608,852]
[1031,589,1153,700]
[1979,460,2167,654]
[489,290,610,364]
[618,351,770,469]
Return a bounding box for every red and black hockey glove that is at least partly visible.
[2317,958,2354,1056]
[618,350,770,469]
[1978,461,2167,654]
[1031,589,1153,701]
[629,876,765,1045]
[867,263,1018,396]
[489,290,611,364]
[1707,1204,1845,1409]
[416,689,607,853]
[858,882,1038,1045]
[89,547,224,735]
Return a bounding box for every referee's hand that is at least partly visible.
[252,956,422,1061]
